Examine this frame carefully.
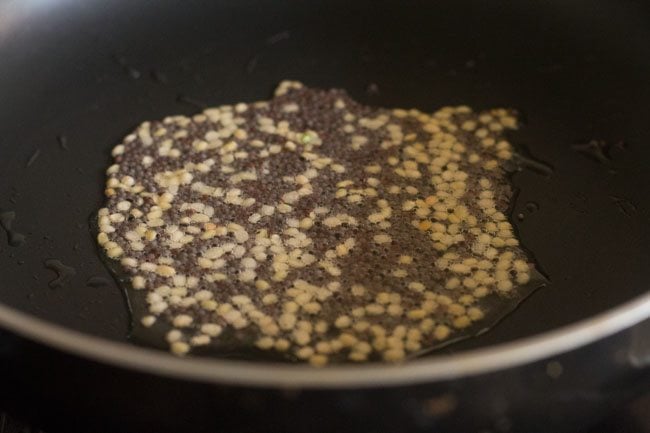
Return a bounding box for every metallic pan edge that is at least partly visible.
[0,292,649,389]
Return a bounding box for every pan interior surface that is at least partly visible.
[0,0,649,360]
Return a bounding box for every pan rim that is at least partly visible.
[0,291,648,388]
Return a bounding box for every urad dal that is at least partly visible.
[97,81,544,365]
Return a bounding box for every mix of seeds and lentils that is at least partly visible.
[97,81,539,366]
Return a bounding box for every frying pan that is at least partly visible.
[0,0,649,432]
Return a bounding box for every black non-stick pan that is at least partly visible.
[0,1,649,432]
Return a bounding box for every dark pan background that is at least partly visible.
[0,0,649,357]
